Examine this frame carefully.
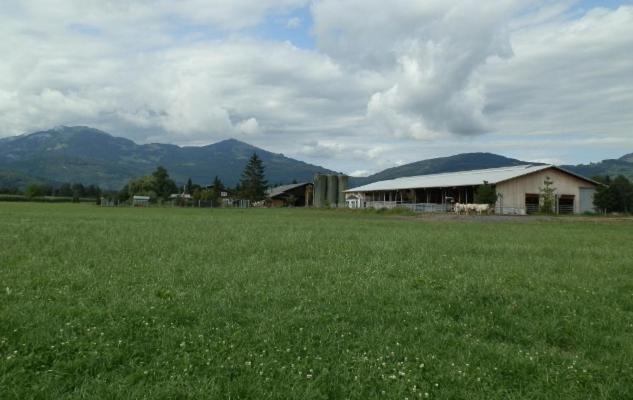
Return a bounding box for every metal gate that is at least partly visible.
[558,195,575,214]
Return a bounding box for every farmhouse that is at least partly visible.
[266,182,313,207]
[345,165,600,215]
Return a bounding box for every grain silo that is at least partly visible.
[313,174,327,208]
[337,175,348,206]
[326,174,338,207]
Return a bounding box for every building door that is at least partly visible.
[525,194,539,214]
[579,188,595,213]
[558,195,575,214]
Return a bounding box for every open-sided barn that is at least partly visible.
[266,182,313,207]
[345,165,600,215]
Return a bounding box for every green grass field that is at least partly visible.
[1,203,632,399]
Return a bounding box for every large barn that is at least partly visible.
[345,165,600,215]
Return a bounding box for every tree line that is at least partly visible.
[0,182,103,201]
[593,175,633,213]
[1,152,270,206]
[114,153,269,205]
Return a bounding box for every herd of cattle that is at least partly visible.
[453,203,493,215]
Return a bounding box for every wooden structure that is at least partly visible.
[266,183,313,207]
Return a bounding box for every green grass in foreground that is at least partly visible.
[1,203,632,399]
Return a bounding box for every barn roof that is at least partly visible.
[266,182,312,198]
[345,165,599,192]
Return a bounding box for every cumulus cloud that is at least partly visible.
[0,0,632,175]
[237,118,260,135]
[313,0,519,139]
[481,6,633,138]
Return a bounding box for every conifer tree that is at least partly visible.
[239,153,268,201]
[210,176,225,206]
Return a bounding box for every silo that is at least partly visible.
[337,175,348,206]
[326,174,338,207]
[314,174,327,208]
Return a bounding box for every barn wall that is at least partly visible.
[496,168,597,214]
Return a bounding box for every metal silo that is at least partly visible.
[326,174,338,207]
[337,175,348,207]
[314,174,327,208]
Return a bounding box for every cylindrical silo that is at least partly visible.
[337,175,348,207]
[314,174,327,208]
[326,174,338,207]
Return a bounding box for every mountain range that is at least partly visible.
[1,126,632,190]
[0,126,336,189]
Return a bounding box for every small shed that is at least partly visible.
[132,195,150,207]
[266,182,314,207]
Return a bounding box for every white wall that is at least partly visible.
[496,168,597,214]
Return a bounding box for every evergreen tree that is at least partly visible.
[474,181,497,205]
[118,184,130,202]
[610,175,633,213]
[539,176,556,214]
[210,175,225,206]
[185,178,193,195]
[239,153,268,201]
[593,175,633,213]
[593,176,616,213]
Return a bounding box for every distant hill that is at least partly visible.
[350,152,536,186]
[564,155,633,181]
[0,126,336,189]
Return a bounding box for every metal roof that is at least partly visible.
[345,164,597,192]
[266,182,311,198]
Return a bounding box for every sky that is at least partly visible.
[1,0,632,176]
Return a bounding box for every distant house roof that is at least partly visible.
[346,165,600,192]
[205,185,233,192]
[169,193,192,199]
[266,182,312,198]
[132,195,150,200]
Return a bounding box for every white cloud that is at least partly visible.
[313,0,520,139]
[481,6,633,139]
[286,17,302,29]
[0,0,632,176]
[237,118,260,135]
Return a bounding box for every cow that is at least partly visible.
[474,204,491,215]
[454,203,467,215]
[455,203,492,215]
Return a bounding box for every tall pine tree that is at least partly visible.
[210,175,225,206]
[239,153,268,201]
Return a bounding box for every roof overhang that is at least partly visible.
[345,164,601,193]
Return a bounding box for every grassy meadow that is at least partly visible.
[1,203,632,399]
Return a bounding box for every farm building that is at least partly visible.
[345,165,600,215]
[132,195,150,207]
[266,182,313,207]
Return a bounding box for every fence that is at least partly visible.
[364,201,449,213]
